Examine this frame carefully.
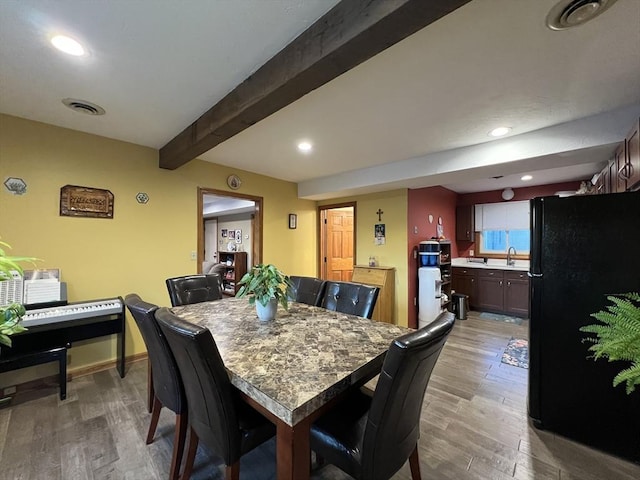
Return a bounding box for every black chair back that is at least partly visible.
[361,312,455,478]
[155,307,242,466]
[124,294,185,414]
[166,274,223,307]
[289,276,326,306]
[321,281,379,319]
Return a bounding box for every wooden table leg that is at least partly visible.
[147,358,154,413]
[276,417,311,480]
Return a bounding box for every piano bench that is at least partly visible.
[0,346,67,400]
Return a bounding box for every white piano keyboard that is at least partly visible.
[22,298,123,327]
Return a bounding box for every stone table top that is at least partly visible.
[171,297,411,426]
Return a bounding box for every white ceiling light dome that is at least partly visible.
[501,188,515,201]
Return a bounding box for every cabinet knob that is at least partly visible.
[507,281,511,286]
[499,280,503,286]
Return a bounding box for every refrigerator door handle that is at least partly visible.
[528,272,543,278]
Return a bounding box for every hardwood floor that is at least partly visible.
[1,311,638,479]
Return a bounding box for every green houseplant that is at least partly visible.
[0,239,38,347]
[580,292,640,394]
[236,264,294,321]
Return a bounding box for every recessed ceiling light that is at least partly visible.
[489,127,511,137]
[51,35,85,56]
[521,175,533,181]
[297,141,313,153]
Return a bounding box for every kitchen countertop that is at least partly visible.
[451,257,529,271]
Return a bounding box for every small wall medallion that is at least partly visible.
[4,177,27,195]
[136,192,149,204]
[227,174,242,190]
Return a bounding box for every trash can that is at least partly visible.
[452,293,469,320]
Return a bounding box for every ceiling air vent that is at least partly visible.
[62,98,105,116]
[546,0,618,30]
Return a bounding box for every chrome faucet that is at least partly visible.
[507,246,517,266]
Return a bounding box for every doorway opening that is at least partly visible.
[198,187,263,273]
[318,203,356,281]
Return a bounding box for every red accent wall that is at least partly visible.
[407,186,458,328]
[406,181,582,328]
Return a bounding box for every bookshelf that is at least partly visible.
[218,251,247,295]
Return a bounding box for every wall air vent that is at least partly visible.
[62,98,105,116]
[546,0,618,30]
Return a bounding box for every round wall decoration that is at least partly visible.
[227,174,242,190]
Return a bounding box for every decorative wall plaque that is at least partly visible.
[60,185,114,218]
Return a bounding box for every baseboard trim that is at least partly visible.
[68,352,148,380]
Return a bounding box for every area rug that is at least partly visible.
[479,311,524,325]
[501,338,528,369]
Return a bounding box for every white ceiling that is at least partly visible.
[1,0,639,199]
[203,195,255,217]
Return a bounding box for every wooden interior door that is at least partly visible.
[324,206,354,281]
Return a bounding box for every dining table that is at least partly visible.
[171,296,411,480]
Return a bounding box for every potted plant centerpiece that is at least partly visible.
[236,264,294,321]
[0,239,38,347]
[580,292,640,394]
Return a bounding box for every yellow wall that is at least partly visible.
[0,114,317,383]
[319,189,409,326]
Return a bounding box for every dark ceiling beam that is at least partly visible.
[159,0,471,170]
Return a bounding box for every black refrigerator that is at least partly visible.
[528,191,640,463]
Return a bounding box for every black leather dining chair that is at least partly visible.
[320,281,379,319]
[289,275,326,306]
[154,307,276,480]
[124,294,187,480]
[165,274,223,307]
[310,311,455,480]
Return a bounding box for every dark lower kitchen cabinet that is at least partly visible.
[454,267,530,317]
[476,269,504,312]
[504,271,529,317]
[451,267,477,308]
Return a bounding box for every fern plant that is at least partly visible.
[580,292,640,394]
